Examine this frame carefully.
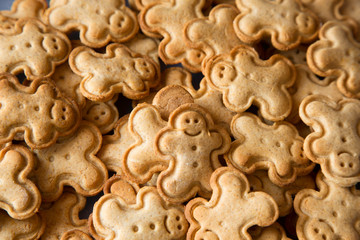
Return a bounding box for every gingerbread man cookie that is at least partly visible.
[0,74,80,149]
[185,167,279,240]
[300,94,360,187]
[0,0,47,21]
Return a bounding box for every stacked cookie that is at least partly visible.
[0,0,359,239]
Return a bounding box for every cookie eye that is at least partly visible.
[132,225,139,232]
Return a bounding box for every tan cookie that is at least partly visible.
[294,172,360,240]
[45,0,138,48]
[234,0,319,50]
[287,64,343,124]
[249,222,292,240]
[92,187,188,240]
[139,0,207,72]
[0,18,71,80]
[124,33,160,65]
[185,167,279,240]
[0,210,45,240]
[307,21,360,98]
[277,45,308,65]
[103,175,139,204]
[183,4,244,68]
[69,44,160,102]
[97,114,135,175]
[300,94,360,187]
[204,45,295,121]
[226,112,314,186]
[248,170,315,216]
[339,0,360,38]
[40,190,89,240]
[0,144,40,220]
[155,103,231,202]
[31,121,108,202]
[0,74,80,149]
[82,96,119,134]
[0,0,47,20]
[61,230,93,240]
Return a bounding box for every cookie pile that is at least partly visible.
[0,0,359,239]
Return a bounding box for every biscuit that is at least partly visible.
[0,74,81,149]
[249,222,291,240]
[31,121,108,202]
[234,0,319,50]
[45,0,138,48]
[0,18,71,80]
[185,167,279,240]
[0,0,47,20]
[124,33,160,65]
[0,144,41,220]
[92,187,188,240]
[103,175,139,204]
[69,44,160,102]
[226,112,314,186]
[204,45,295,121]
[300,94,360,187]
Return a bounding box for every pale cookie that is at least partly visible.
[278,44,308,65]
[204,45,295,121]
[294,172,360,240]
[185,167,279,240]
[0,18,71,80]
[247,170,315,216]
[45,0,138,48]
[307,21,360,98]
[0,74,81,149]
[97,115,135,175]
[300,94,360,187]
[226,112,314,186]
[31,121,108,202]
[123,103,167,184]
[155,103,231,203]
[0,0,47,20]
[139,0,207,72]
[69,43,160,102]
[339,0,360,38]
[287,64,343,124]
[82,96,119,134]
[0,144,41,220]
[249,222,292,240]
[40,191,90,240]
[183,4,244,68]
[0,210,45,240]
[234,0,319,50]
[92,187,188,240]
[124,33,160,65]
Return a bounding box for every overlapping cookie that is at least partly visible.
[249,222,292,240]
[234,0,319,50]
[69,43,160,102]
[0,74,80,149]
[300,94,360,187]
[45,0,138,48]
[294,172,360,240]
[185,167,279,240]
[124,33,160,65]
[92,187,188,240]
[204,45,295,121]
[102,175,139,204]
[31,121,108,202]
[226,112,314,186]
[0,0,47,21]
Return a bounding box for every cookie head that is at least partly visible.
[303,218,336,240]
[330,152,359,177]
[174,110,206,136]
[164,207,188,237]
[210,60,237,87]
[134,57,157,83]
[109,10,136,36]
[50,99,76,129]
[295,12,318,35]
[42,33,68,58]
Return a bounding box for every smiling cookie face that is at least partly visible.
[174,110,206,136]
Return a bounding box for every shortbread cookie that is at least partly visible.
[0,144,40,220]
[155,103,231,202]
[247,170,315,216]
[124,33,160,65]
[307,21,360,98]
[300,94,360,187]
[204,45,295,121]
[294,172,360,240]
[103,175,139,204]
[0,74,81,149]
[234,0,319,50]
[40,191,90,240]
[97,115,135,175]
[92,187,188,240]
[139,0,207,72]
[45,0,138,48]
[0,210,45,240]
[0,18,71,80]
[31,121,108,202]
[185,167,279,240]
[82,96,119,134]
[69,44,160,102]
[249,222,292,240]
[226,112,314,186]
[0,0,47,20]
